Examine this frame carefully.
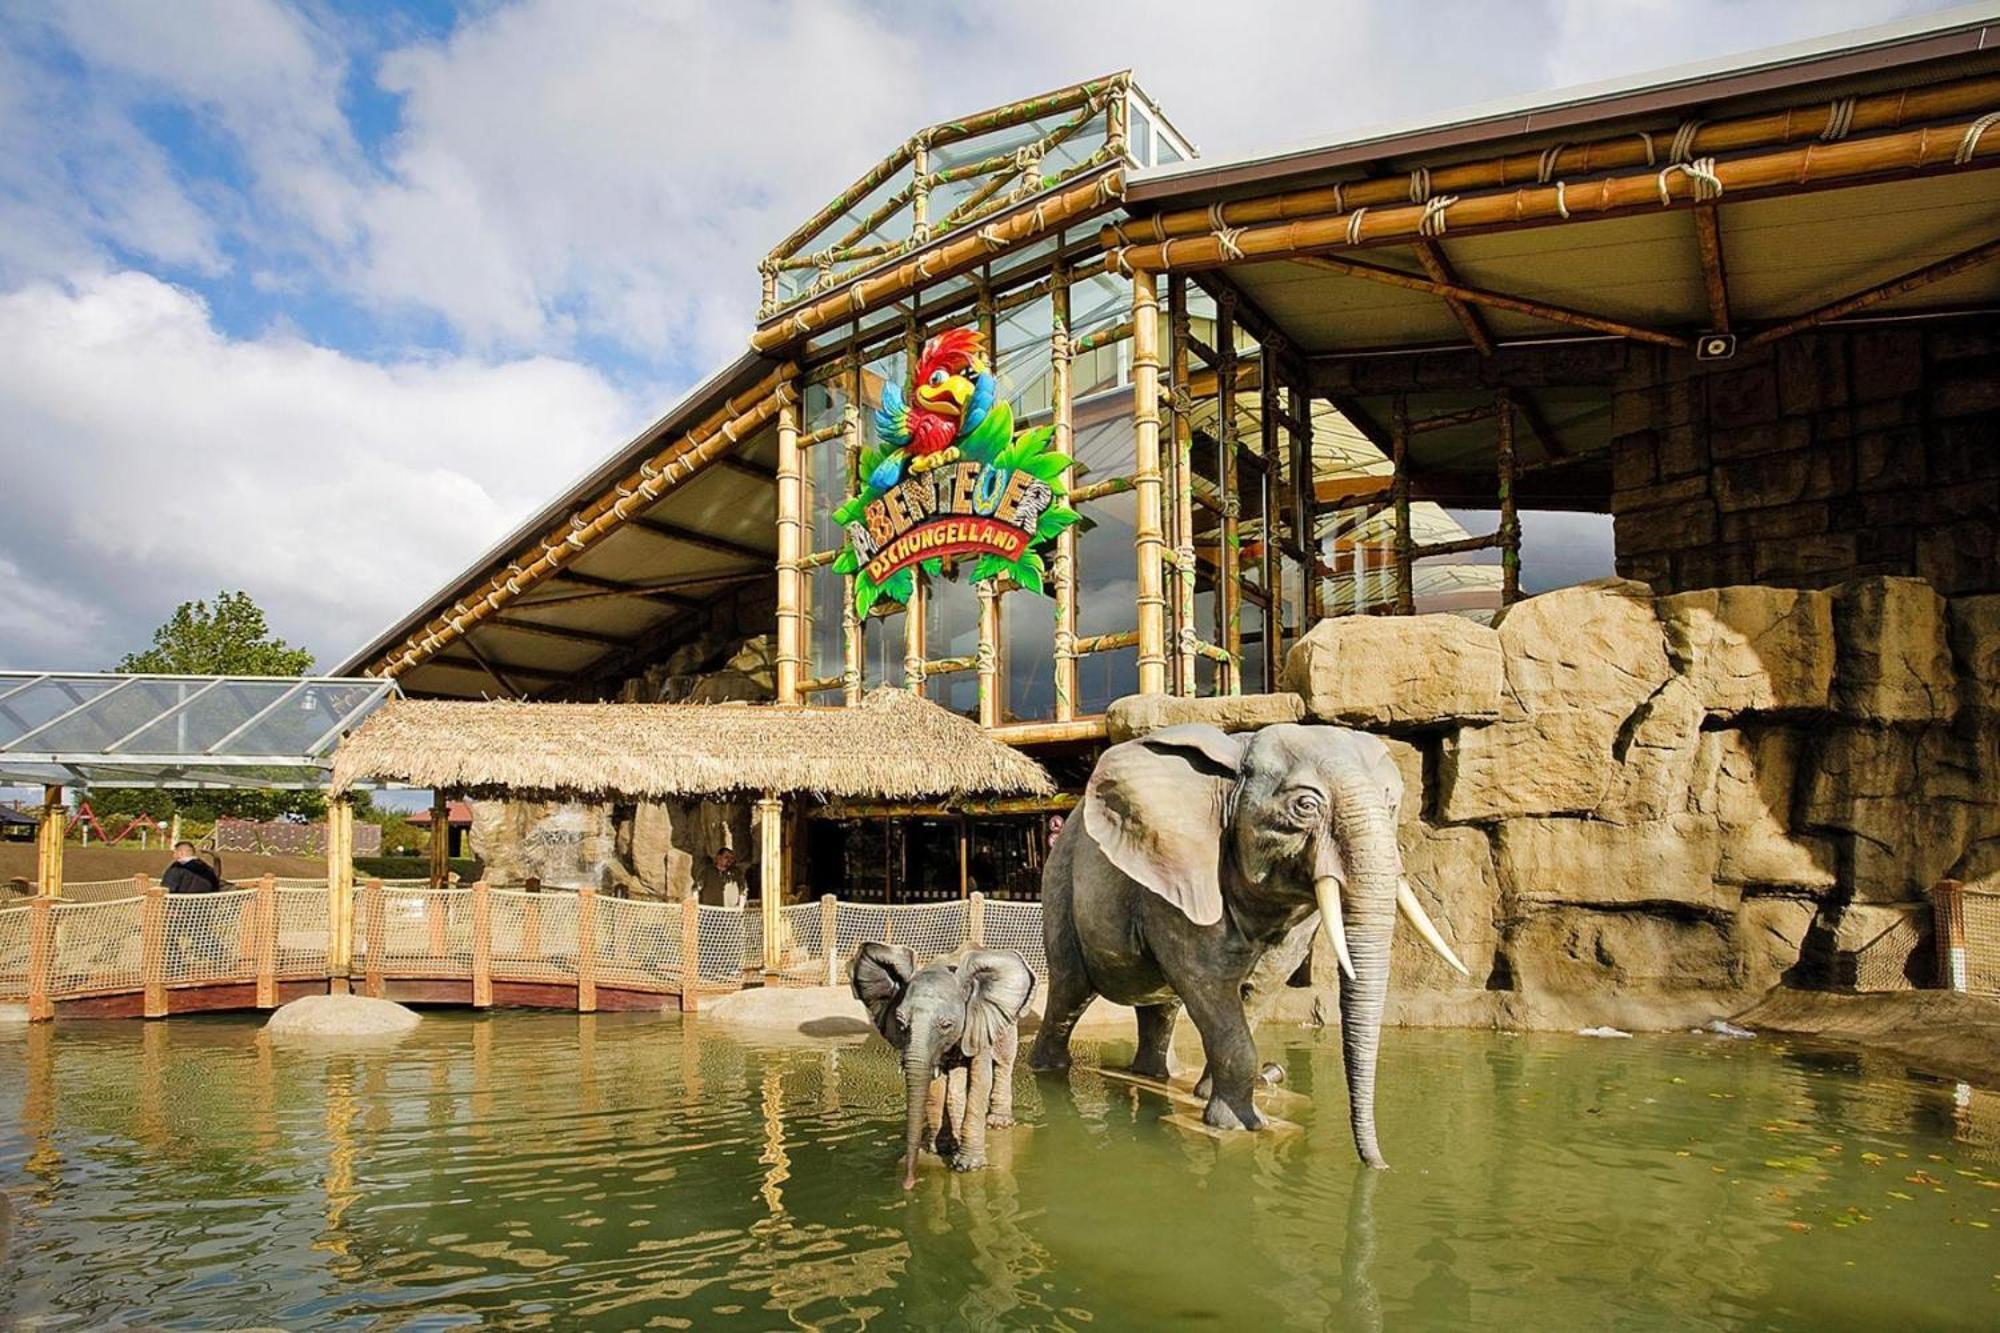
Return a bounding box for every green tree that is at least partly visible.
[117,591,315,676]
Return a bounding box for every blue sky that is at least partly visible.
[0,0,1954,675]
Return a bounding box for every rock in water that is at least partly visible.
[1703,1018,1756,1039]
[1576,1025,1633,1039]
[267,994,420,1038]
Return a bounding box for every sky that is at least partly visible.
[0,0,1959,674]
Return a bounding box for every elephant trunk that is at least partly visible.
[901,1027,936,1190]
[1330,773,1400,1169]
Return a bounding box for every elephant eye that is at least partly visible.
[1288,790,1325,819]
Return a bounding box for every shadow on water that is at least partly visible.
[2,1015,1999,1329]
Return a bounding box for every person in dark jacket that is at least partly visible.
[161,842,221,893]
[161,841,226,973]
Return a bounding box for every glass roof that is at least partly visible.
[0,673,400,790]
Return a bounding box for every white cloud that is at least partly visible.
[0,271,640,669]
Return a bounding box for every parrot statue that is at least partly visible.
[871,327,998,486]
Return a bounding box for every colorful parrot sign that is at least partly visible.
[832,328,1080,618]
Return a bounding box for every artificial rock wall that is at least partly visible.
[1611,324,1999,598]
[1261,574,1997,1030]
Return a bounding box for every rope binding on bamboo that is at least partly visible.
[1669,118,1705,164]
[1957,112,2000,165]
[1344,206,1368,245]
[1822,95,1857,142]
[1657,157,1724,205]
[1417,195,1457,236]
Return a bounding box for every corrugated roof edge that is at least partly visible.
[1127,2,2000,203]
[333,348,778,677]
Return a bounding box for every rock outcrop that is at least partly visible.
[1277,574,1994,1029]
[267,994,420,1038]
[1106,691,1304,742]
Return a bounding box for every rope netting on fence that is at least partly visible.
[1962,887,2000,995]
[0,884,1050,1009]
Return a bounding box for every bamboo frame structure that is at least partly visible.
[1215,293,1243,695]
[776,376,805,705]
[1129,269,1170,695]
[326,795,355,989]
[35,784,62,898]
[1391,395,1414,615]
[842,353,865,705]
[1108,113,2000,274]
[1167,277,1199,697]
[374,367,796,679]
[757,795,784,973]
[1051,261,1080,722]
[1111,71,2000,245]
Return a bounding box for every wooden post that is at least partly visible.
[575,886,598,1013]
[1216,293,1242,695]
[27,894,54,1022]
[903,572,927,696]
[969,890,986,948]
[680,893,702,1011]
[1496,388,1521,605]
[36,785,63,900]
[776,376,805,705]
[1390,393,1415,615]
[255,874,277,1010]
[757,795,784,974]
[977,580,1001,728]
[1131,267,1169,696]
[363,878,385,999]
[140,877,166,1019]
[1933,879,1968,993]
[470,879,492,1008]
[1051,260,1080,722]
[1291,382,1321,625]
[1260,347,1285,671]
[821,893,839,986]
[429,791,450,889]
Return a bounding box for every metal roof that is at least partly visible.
[1126,3,2000,204]
[0,673,401,790]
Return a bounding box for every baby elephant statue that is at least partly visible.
[850,943,1037,1189]
[1029,723,1469,1167]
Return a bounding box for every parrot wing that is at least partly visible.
[958,364,999,440]
[874,382,911,447]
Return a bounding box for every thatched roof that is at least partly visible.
[330,688,1054,802]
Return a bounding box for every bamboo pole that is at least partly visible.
[903,567,927,695]
[1216,293,1242,695]
[1168,276,1198,696]
[680,893,701,1011]
[911,136,931,243]
[975,274,1003,728]
[1933,879,1968,992]
[255,874,277,1010]
[1497,388,1521,604]
[776,376,805,705]
[327,795,354,990]
[843,353,865,705]
[757,796,784,975]
[1051,260,1080,722]
[751,168,1126,353]
[141,877,166,1018]
[1259,345,1283,677]
[1391,395,1415,615]
[471,879,492,1009]
[1113,72,2000,245]
[821,894,839,986]
[1744,233,2000,348]
[1130,268,1169,696]
[428,790,449,890]
[1289,382,1319,625]
[1295,254,1685,346]
[1110,114,2000,273]
[968,891,986,948]
[377,370,796,677]
[35,785,62,899]
[1692,204,1731,333]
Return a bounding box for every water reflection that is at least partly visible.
[2,1017,1999,1329]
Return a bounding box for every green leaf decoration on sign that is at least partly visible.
[1011,548,1046,596]
[880,567,917,606]
[1035,505,1081,544]
[854,573,885,621]
[970,553,1014,583]
[958,400,1014,464]
[831,546,861,576]
[920,557,943,578]
[833,493,867,526]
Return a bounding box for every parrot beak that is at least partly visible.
[914,376,973,416]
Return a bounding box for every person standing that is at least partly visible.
[160,841,221,894]
[160,840,225,973]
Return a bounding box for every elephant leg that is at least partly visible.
[987,1025,1020,1127]
[954,1053,996,1171]
[937,1066,969,1160]
[923,1074,947,1154]
[1027,964,1096,1072]
[1129,1001,1180,1081]
[1179,981,1264,1132]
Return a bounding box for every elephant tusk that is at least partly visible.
[1397,878,1470,977]
[1314,875,1357,982]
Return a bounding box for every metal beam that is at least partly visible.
[458,638,525,699]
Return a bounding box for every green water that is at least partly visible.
[2,1013,1997,1330]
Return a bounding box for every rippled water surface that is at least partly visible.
[3,1011,1999,1329]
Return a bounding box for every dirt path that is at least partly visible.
[0,842,326,890]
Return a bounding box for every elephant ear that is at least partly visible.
[849,941,917,1042]
[1081,723,1245,926]
[957,949,1036,1056]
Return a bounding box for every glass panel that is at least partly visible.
[111,680,298,754]
[926,572,980,721]
[1239,598,1268,694]
[806,567,847,689]
[864,609,905,690]
[0,677,137,748]
[968,816,1046,900]
[1002,588,1056,722]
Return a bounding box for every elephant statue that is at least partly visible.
[1027,722,1467,1166]
[850,943,1037,1189]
